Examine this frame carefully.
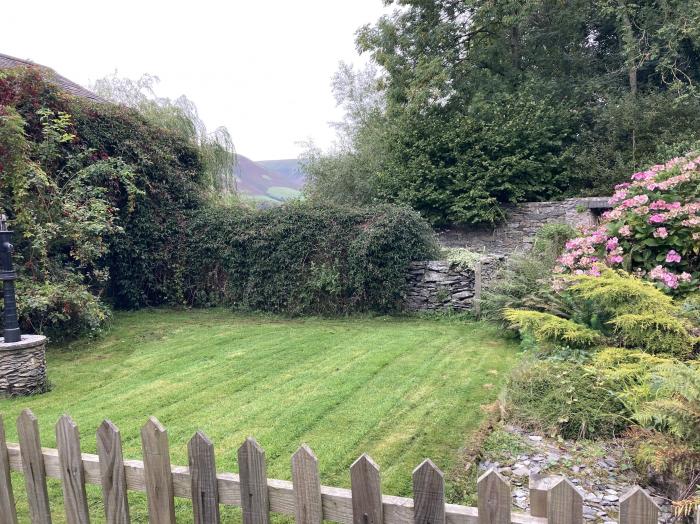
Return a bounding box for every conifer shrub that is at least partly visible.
[504,269,696,357]
[502,309,602,349]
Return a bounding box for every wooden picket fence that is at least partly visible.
[0,409,683,524]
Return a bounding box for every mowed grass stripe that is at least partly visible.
[0,309,519,523]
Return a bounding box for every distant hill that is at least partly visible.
[234,156,305,203]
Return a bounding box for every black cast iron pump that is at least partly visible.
[0,214,20,343]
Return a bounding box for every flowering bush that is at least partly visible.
[559,153,700,294]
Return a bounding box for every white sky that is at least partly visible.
[1,1,389,160]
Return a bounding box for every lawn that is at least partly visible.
[1,309,519,523]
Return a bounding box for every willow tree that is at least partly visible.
[93,73,237,193]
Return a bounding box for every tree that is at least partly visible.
[92,73,237,193]
[301,62,388,206]
[305,0,700,225]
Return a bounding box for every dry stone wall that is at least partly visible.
[438,197,609,254]
[0,335,48,397]
[405,197,610,312]
[405,255,505,312]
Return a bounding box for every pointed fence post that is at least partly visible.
[188,431,220,524]
[141,417,175,524]
[477,469,510,524]
[96,420,130,524]
[529,474,562,518]
[56,415,90,524]
[619,486,658,524]
[350,454,382,524]
[291,444,322,524]
[238,437,270,524]
[412,459,445,524]
[17,409,52,524]
[0,415,18,524]
[547,478,582,524]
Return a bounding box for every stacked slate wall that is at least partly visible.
[405,256,505,312]
[405,197,610,312]
[437,197,608,254]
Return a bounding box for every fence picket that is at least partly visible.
[5,410,680,524]
[547,478,582,524]
[350,454,382,524]
[188,431,220,524]
[238,437,270,524]
[412,459,445,524]
[619,486,658,524]
[291,444,322,524]
[96,420,130,524]
[529,474,562,518]
[477,469,510,524]
[0,415,18,524]
[17,409,52,524]
[141,417,175,524]
[56,415,90,524]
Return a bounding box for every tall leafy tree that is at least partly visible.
[309,0,700,225]
[92,73,237,193]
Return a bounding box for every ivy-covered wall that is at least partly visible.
[184,203,438,314]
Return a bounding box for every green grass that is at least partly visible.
[1,309,518,522]
[266,186,302,200]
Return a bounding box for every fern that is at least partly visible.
[672,489,700,518]
[634,362,700,444]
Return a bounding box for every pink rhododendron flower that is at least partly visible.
[631,171,653,180]
[618,225,632,237]
[556,151,699,288]
[666,250,682,263]
[653,227,668,239]
[587,266,601,277]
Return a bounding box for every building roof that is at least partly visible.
[0,52,104,102]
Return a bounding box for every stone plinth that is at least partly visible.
[0,334,48,397]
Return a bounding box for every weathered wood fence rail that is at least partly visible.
[0,409,675,524]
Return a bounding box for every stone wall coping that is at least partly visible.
[411,254,506,265]
[0,334,47,351]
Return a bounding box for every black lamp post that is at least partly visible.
[0,214,20,343]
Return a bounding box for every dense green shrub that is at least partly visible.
[505,359,629,439]
[16,280,110,340]
[0,66,210,337]
[68,96,205,308]
[184,202,438,314]
[505,269,697,357]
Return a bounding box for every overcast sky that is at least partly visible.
[1,1,389,160]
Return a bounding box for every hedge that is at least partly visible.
[184,202,438,314]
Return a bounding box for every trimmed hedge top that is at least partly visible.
[185,202,438,314]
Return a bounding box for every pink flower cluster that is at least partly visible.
[648,265,691,289]
[557,153,700,292]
